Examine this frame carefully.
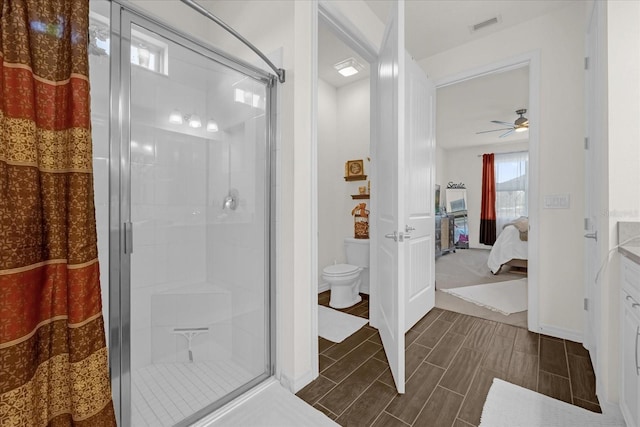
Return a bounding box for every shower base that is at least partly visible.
[131,360,254,426]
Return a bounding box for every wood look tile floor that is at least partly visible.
[297,292,601,427]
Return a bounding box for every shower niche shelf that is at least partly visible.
[344,175,367,181]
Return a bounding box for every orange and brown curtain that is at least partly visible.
[0,1,116,426]
[479,153,497,245]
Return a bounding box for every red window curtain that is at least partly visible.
[0,1,116,425]
[480,153,497,245]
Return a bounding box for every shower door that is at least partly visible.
[109,5,275,427]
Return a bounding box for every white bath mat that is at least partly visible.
[204,379,338,426]
[480,378,624,426]
[440,278,527,315]
[318,305,368,343]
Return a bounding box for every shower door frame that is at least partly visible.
[108,2,277,426]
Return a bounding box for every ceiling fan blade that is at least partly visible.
[499,129,516,138]
[491,120,514,126]
[476,128,513,134]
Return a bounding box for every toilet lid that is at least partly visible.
[323,263,359,276]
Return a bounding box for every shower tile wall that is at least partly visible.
[206,109,267,377]
[130,125,210,369]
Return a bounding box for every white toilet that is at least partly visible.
[322,238,370,309]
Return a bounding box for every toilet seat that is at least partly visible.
[323,263,359,276]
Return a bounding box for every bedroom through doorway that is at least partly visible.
[434,64,531,329]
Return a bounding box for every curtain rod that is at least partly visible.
[477,150,528,157]
[180,0,286,83]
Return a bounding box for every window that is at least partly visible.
[89,12,168,75]
[495,151,528,235]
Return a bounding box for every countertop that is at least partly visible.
[620,245,640,265]
[619,221,640,265]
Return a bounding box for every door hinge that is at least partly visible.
[124,221,134,254]
[584,298,589,311]
[584,137,589,150]
[584,57,590,70]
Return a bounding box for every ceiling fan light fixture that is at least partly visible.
[515,127,528,133]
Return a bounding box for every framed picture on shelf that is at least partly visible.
[346,159,364,177]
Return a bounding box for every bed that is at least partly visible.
[488,218,529,274]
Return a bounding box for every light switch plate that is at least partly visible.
[544,194,570,209]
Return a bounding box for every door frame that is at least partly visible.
[434,51,541,332]
[310,0,380,379]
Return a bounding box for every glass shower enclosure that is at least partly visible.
[89,2,275,426]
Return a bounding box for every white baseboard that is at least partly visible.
[318,282,369,295]
[600,397,624,419]
[291,369,315,394]
[537,323,583,343]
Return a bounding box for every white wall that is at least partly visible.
[435,146,447,201]
[421,2,586,338]
[442,141,529,249]
[317,77,371,289]
[317,79,339,283]
[318,79,370,293]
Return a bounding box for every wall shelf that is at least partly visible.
[344,175,367,182]
[351,194,370,200]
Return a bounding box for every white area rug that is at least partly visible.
[204,380,338,426]
[318,305,368,343]
[480,379,624,427]
[440,278,527,316]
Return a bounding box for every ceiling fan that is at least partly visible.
[476,108,529,138]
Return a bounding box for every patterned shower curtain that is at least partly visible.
[0,0,116,425]
[479,153,497,245]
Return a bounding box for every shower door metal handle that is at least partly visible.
[124,221,134,254]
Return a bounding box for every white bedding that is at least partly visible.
[488,225,528,274]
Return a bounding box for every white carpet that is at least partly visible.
[318,305,368,343]
[440,278,527,316]
[480,378,624,427]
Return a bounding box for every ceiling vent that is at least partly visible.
[470,15,501,33]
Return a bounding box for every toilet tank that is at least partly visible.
[344,238,370,267]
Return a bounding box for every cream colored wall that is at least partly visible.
[443,142,529,249]
[421,3,586,338]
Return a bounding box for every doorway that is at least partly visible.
[434,55,541,332]
[316,15,372,317]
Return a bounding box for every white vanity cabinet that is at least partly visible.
[621,255,640,427]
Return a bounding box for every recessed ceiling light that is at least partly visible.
[334,58,363,77]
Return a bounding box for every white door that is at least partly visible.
[404,55,436,332]
[583,1,603,372]
[374,0,406,393]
